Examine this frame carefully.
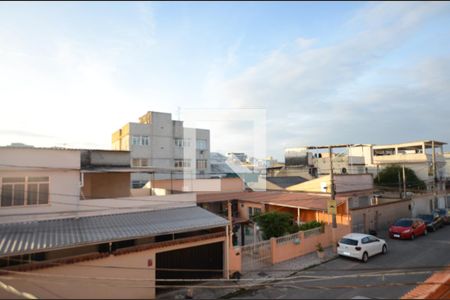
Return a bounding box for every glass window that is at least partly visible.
[29,176,49,182]
[141,136,149,146]
[1,176,49,207]
[132,136,140,145]
[1,184,13,207]
[339,238,358,246]
[38,183,49,204]
[27,183,38,205]
[13,184,25,206]
[196,139,207,150]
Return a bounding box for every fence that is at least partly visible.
[303,227,322,238]
[276,232,301,245]
[240,239,272,272]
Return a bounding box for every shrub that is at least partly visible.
[253,211,298,240]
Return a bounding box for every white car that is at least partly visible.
[337,233,387,263]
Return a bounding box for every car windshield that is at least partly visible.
[339,238,358,246]
[418,215,432,221]
[394,219,412,227]
[434,209,446,216]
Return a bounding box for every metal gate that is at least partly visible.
[240,240,272,273]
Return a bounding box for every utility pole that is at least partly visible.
[402,165,407,199]
[432,141,437,210]
[329,146,337,229]
[398,169,402,199]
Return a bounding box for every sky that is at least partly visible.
[1,1,450,161]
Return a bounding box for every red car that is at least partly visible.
[389,218,427,240]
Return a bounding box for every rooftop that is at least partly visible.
[0,206,228,258]
[197,191,345,211]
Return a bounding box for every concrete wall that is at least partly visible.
[150,178,244,193]
[82,173,131,199]
[287,174,373,193]
[0,148,80,169]
[0,235,226,299]
[350,199,411,233]
[81,150,130,167]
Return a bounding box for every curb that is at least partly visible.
[219,253,339,299]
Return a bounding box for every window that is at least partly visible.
[196,139,207,150]
[132,180,147,188]
[141,136,149,146]
[175,138,191,147]
[174,159,191,168]
[196,159,207,169]
[132,136,140,146]
[132,158,148,167]
[132,135,150,146]
[1,177,49,207]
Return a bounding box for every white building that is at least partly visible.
[112,111,210,185]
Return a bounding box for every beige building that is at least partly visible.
[112,111,210,185]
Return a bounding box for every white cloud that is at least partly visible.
[203,2,450,160]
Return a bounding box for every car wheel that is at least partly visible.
[424,229,428,236]
[362,252,369,263]
[382,244,387,254]
[411,234,415,240]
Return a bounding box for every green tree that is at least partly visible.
[252,211,298,240]
[374,164,426,190]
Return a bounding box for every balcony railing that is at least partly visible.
[373,153,445,164]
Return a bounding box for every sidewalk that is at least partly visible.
[157,247,337,299]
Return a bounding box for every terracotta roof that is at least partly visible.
[197,191,346,211]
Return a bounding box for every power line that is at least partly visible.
[4,257,449,273]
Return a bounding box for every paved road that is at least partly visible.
[232,225,450,299]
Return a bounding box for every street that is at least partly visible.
[232,225,450,299]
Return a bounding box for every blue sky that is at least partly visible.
[1,2,450,160]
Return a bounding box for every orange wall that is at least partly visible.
[0,236,226,299]
[271,224,351,264]
[238,201,265,220]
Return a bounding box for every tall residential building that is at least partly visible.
[112,111,210,185]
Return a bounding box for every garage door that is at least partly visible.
[156,242,223,291]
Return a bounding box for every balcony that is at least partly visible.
[373,153,445,164]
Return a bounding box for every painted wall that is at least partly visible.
[0,169,80,221]
[82,173,131,199]
[270,224,351,265]
[0,236,226,299]
[150,178,244,193]
[287,174,373,193]
[349,199,411,233]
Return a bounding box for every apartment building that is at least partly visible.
[112,111,210,185]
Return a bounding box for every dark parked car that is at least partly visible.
[433,208,450,225]
[417,213,444,232]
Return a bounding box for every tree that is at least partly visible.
[252,211,298,240]
[374,164,426,190]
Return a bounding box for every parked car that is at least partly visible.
[417,213,445,231]
[389,218,427,240]
[337,233,387,263]
[433,208,450,225]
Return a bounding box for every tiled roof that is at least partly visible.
[0,206,228,257]
[197,191,346,211]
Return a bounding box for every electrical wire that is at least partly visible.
[4,257,449,273]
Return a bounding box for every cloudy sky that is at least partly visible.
[1,2,450,160]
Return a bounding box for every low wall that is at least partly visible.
[270,224,351,265]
